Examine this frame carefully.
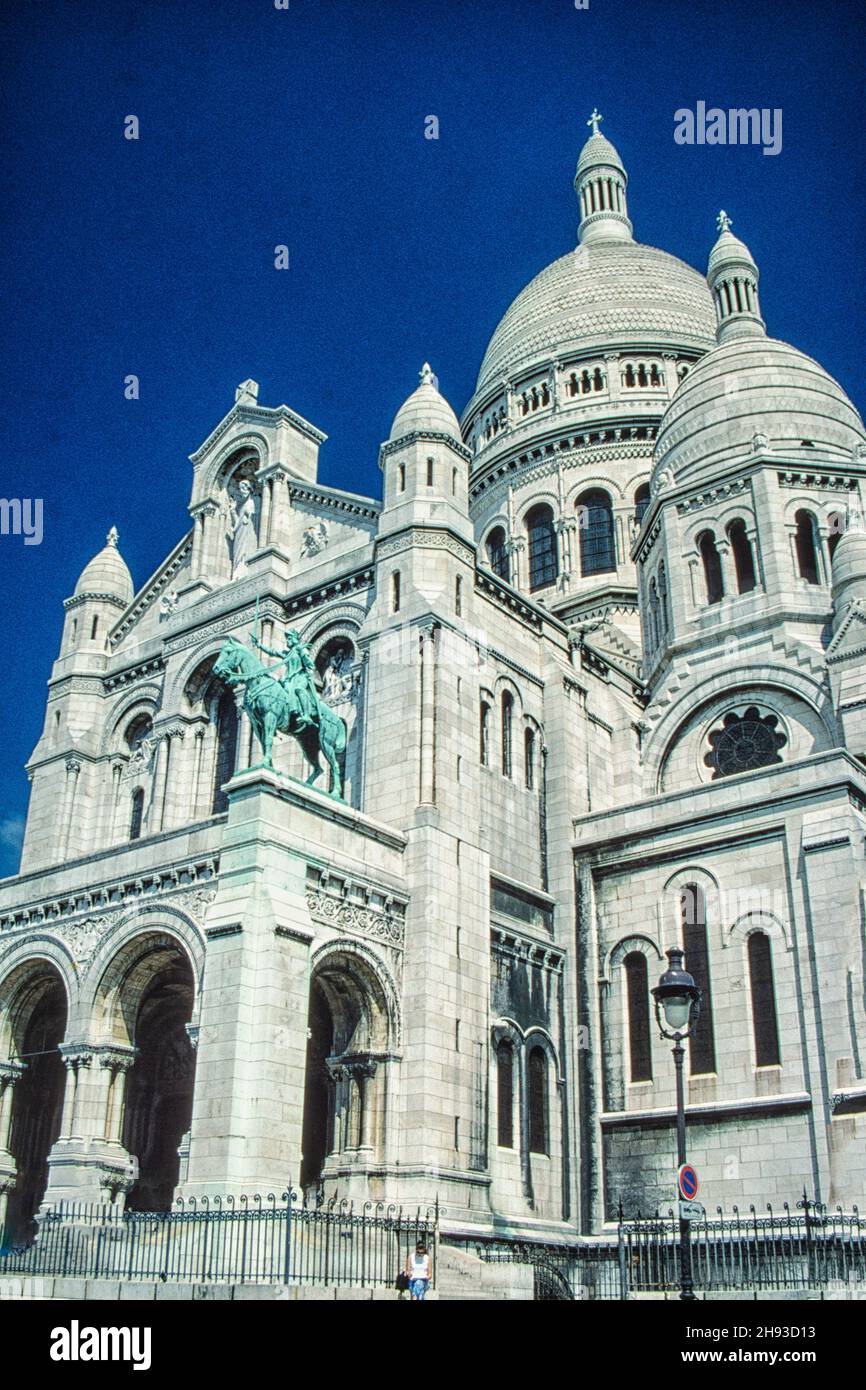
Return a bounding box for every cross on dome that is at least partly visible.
[107,526,119,547]
[587,108,603,136]
[419,362,436,386]
[717,210,732,234]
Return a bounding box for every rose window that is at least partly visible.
[704,706,787,779]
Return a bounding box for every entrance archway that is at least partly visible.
[94,934,196,1213]
[122,949,196,1211]
[2,964,67,1243]
[299,947,396,1194]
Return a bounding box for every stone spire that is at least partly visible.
[707,212,765,344]
[574,112,633,245]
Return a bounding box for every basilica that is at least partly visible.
[1,116,865,1255]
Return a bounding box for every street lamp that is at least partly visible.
[652,947,702,1301]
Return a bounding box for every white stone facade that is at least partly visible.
[1,124,865,1250]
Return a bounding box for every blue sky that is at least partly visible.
[0,0,863,875]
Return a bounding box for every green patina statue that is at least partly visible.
[213,624,347,799]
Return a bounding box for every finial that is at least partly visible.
[419,362,436,387]
[717,210,732,234]
[587,108,603,137]
[107,526,119,548]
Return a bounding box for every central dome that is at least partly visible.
[474,241,717,399]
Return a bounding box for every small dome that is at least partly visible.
[708,228,758,280]
[389,363,461,443]
[652,338,865,488]
[576,131,626,179]
[74,527,134,605]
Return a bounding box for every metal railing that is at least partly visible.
[459,1195,866,1299]
[618,1196,865,1296]
[0,1190,437,1290]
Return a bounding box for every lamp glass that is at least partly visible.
[661,994,691,1031]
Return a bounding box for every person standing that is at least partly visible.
[405,1242,432,1301]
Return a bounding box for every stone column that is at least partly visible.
[57,1047,92,1139]
[99,1048,137,1145]
[158,726,184,832]
[60,758,81,860]
[716,538,735,599]
[191,725,207,821]
[109,758,125,845]
[418,625,436,806]
[0,1063,24,1234]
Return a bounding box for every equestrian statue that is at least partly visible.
[212,618,347,799]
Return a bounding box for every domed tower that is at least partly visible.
[21,529,135,872]
[635,213,866,793]
[461,112,716,649]
[60,526,134,661]
[373,361,474,629]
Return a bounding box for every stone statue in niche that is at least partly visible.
[301,520,329,558]
[226,478,259,579]
[322,647,355,703]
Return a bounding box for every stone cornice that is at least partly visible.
[288,480,380,520]
[379,430,472,465]
[0,854,219,935]
[375,526,475,565]
[283,566,374,621]
[470,424,657,504]
[189,402,327,464]
[63,593,127,612]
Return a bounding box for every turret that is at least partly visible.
[378,364,473,545]
[574,110,632,245]
[707,211,765,344]
[60,526,134,664]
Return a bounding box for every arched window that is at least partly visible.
[212,687,239,814]
[129,787,145,842]
[455,575,462,617]
[681,884,716,1075]
[748,931,781,1067]
[578,490,616,577]
[527,1047,548,1154]
[426,457,434,486]
[524,727,536,790]
[727,519,756,594]
[501,692,513,777]
[452,466,458,495]
[827,511,845,564]
[637,364,649,387]
[624,952,652,1082]
[794,510,820,584]
[91,616,99,641]
[496,1041,514,1148]
[698,531,724,604]
[593,367,604,391]
[397,463,405,493]
[525,505,558,591]
[634,483,651,527]
[479,701,490,766]
[486,527,510,582]
[624,364,636,388]
[391,571,401,613]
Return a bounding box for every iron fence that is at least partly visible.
[618,1196,865,1297]
[0,1190,437,1290]
[460,1195,866,1299]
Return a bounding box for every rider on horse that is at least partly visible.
[251,628,319,731]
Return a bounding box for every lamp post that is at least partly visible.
[652,947,702,1301]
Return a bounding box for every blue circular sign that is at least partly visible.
[678,1163,699,1200]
